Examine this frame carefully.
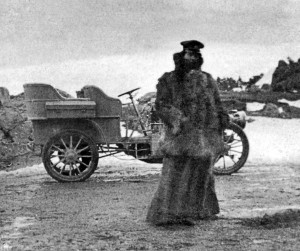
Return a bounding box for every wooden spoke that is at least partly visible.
[51,145,64,152]
[59,164,66,174]
[70,136,73,149]
[76,145,90,154]
[78,155,93,158]
[52,159,64,167]
[229,149,242,154]
[229,156,237,164]
[230,145,242,148]
[74,137,83,150]
[76,159,90,168]
[225,134,234,143]
[50,154,65,158]
[230,140,242,145]
[76,165,82,174]
[60,138,68,149]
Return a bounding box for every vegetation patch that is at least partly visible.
[240,209,300,229]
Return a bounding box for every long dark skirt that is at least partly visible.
[146,155,219,225]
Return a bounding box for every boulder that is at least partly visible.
[261,103,280,117]
[261,103,291,118]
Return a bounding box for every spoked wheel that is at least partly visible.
[42,130,99,182]
[213,122,249,175]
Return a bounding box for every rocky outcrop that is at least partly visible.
[0,91,39,170]
[271,58,300,92]
[0,87,10,105]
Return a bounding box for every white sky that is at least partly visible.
[1,0,300,96]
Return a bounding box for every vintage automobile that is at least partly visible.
[24,83,249,182]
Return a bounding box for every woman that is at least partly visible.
[146,40,229,226]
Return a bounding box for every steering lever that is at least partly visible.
[118,87,147,136]
[118,87,141,97]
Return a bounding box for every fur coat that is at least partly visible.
[146,69,228,225]
[155,69,228,157]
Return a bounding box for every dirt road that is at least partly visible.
[0,160,299,251]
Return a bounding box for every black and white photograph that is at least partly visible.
[0,0,300,250]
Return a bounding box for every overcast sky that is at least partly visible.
[1,0,300,96]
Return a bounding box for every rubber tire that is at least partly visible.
[42,129,99,182]
[213,122,249,175]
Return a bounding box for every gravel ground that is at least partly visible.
[0,117,300,250]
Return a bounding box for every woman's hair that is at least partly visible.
[173,51,203,81]
[173,51,186,82]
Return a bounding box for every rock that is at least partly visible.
[0,93,37,170]
[271,58,300,92]
[0,87,10,105]
[272,80,286,92]
[261,103,291,118]
[261,84,272,92]
[0,103,25,137]
[261,103,280,117]
[277,102,292,118]
[288,72,300,90]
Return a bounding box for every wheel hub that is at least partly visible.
[65,149,78,163]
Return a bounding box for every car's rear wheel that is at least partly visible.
[42,130,99,182]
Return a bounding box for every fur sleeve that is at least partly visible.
[155,74,187,134]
